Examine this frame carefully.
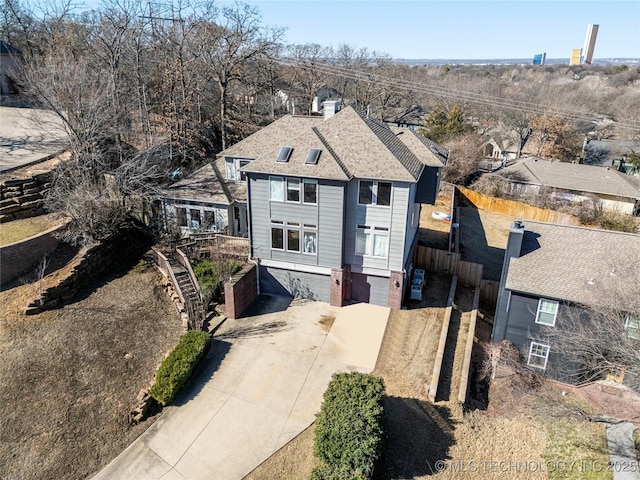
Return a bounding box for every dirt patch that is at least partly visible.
[419,190,453,250]
[0,260,184,480]
[0,212,67,246]
[318,314,336,332]
[458,207,513,281]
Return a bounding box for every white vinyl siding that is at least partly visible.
[527,342,550,369]
[535,299,559,326]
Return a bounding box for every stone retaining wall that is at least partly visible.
[0,222,67,286]
[0,170,54,222]
[23,227,151,314]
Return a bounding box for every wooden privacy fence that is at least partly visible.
[415,245,499,304]
[457,186,581,226]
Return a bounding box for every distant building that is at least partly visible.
[569,48,582,66]
[532,53,546,65]
[581,24,599,64]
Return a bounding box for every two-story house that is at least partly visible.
[492,220,640,385]
[239,103,447,308]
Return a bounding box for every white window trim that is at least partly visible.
[269,176,284,202]
[527,342,550,370]
[270,223,284,250]
[302,229,317,255]
[237,159,250,183]
[286,178,301,203]
[302,179,318,205]
[357,180,392,207]
[535,298,559,326]
[355,226,389,258]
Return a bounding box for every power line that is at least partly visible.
[277,59,640,132]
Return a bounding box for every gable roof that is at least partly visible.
[233,106,444,183]
[162,161,231,205]
[390,126,449,167]
[500,157,640,199]
[505,221,640,305]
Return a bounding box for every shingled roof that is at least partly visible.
[505,221,640,305]
[500,157,640,199]
[234,106,445,182]
[162,163,231,205]
[389,126,449,167]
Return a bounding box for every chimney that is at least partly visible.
[492,219,526,342]
[323,100,340,120]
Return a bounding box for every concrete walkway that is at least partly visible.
[607,422,640,480]
[92,298,390,480]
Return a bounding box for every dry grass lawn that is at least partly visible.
[0,212,67,246]
[0,256,184,480]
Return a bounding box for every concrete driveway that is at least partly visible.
[0,106,67,172]
[92,297,390,480]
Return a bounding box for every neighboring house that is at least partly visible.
[0,40,21,94]
[481,132,519,162]
[160,162,238,236]
[240,103,447,308]
[275,80,340,115]
[492,220,640,384]
[498,156,640,216]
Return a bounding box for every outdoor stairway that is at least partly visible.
[167,256,206,330]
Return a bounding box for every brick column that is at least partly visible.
[330,266,351,307]
[224,264,257,319]
[388,270,405,309]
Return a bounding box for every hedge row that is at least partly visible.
[149,330,211,406]
[312,372,385,479]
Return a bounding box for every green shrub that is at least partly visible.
[149,331,211,406]
[193,260,243,304]
[313,372,385,479]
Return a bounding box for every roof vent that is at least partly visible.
[610,268,616,277]
[277,146,293,162]
[305,148,321,165]
[587,277,595,286]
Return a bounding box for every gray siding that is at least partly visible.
[351,272,390,306]
[259,266,330,302]
[344,179,410,274]
[503,292,579,383]
[248,174,344,268]
[403,184,419,268]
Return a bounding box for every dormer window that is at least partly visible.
[305,148,321,165]
[277,146,293,162]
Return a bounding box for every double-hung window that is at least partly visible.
[358,180,392,206]
[271,221,284,250]
[238,160,250,182]
[303,179,317,204]
[527,342,550,369]
[303,224,317,255]
[535,299,559,326]
[286,222,300,252]
[355,225,389,258]
[270,176,284,201]
[287,178,300,202]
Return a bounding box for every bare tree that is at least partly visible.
[195,1,283,149]
[536,260,640,392]
[441,132,483,185]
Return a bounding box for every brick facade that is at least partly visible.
[388,270,405,309]
[330,266,351,307]
[224,263,257,319]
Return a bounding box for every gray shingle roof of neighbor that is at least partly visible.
[499,156,640,199]
[505,221,640,305]
[162,161,232,205]
[389,126,449,167]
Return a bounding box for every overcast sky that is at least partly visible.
[237,0,639,59]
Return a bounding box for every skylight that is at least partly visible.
[305,148,321,165]
[277,146,293,162]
